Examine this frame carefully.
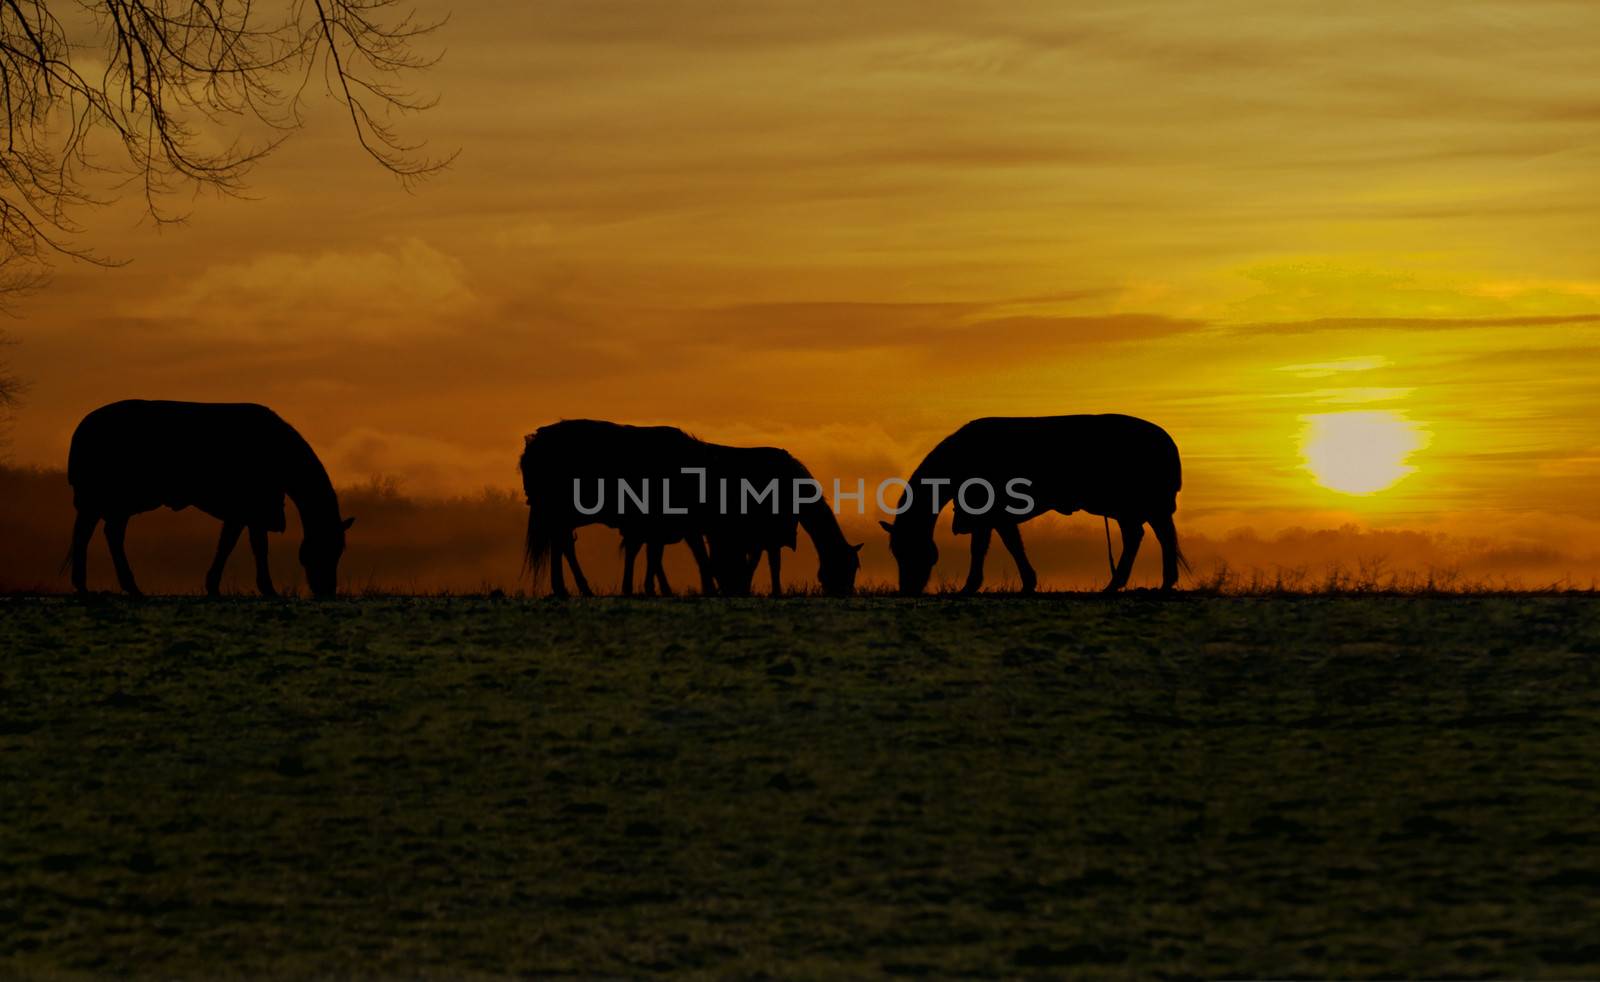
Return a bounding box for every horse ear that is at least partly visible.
[878,520,894,534]
[852,542,864,553]
[342,517,356,531]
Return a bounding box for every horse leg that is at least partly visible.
[733,549,756,596]
[648,542,673,597]
[549,539,570,597]
[247,525,277,597]
[206,521,244,597]
[70,510,99,594]
[743,550,761,595]
[995,522,1037,594]
[103,515,142,598]
[707,540,750,597]
[961,526,992,595]
[621,538,640,596]
[548,530,575,597]
[1105,518,1145,593]
[768,547,782,597]
[1149,512,1181,591]
[563,535,593,597]
[686,535,717,595]
[639,542,657,596]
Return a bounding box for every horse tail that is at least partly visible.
[1103,516,1116,579]
[1165,485,1191,578]
[1168,436,1189,577]
[523,501,554,582]
[519,430,552,583]
[1171,522,1192,577]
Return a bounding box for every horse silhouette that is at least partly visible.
[700,445,861,597]
[67,400,354,598]
[520,419,861,597]
[879,414,1185,595]
[521,420,715,597]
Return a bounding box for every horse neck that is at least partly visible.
[798,497,852,565]
[284,440,340,537]
[895,448,952,538]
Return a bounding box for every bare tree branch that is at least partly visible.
[0,328,22,425]
[0,0,450,288]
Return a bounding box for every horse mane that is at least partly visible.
[892,434,960,536]
[278,421,342,536]
[777,452,856,571]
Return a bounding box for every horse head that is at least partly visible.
[300,516,355,598]
[817,542,864,597]
[879,519,936,595]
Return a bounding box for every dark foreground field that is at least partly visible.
[3,596,1599,978]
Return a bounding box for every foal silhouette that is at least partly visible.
[68,400,354,598]
[880,414,1186,595]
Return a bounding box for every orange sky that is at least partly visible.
[6,0,1600,589]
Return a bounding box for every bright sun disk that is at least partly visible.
[1300,410,1428,496]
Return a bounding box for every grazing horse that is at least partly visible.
[701,445,862,597]
[521,420,716,597]
[879,414,1185,595]
[67,400,354,598]
[520,420,861,597]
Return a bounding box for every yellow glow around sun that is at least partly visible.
[1300,411,1429,495]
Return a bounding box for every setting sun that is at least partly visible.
[1300,411,1429,496]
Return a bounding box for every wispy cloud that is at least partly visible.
[1241,313,1600,334]
[131,239,482,341]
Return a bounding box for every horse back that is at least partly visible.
[68,400,300,526]
[943,414,1182,522]
[520,419,708,533]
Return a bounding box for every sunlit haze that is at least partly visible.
[7,0,1600,589]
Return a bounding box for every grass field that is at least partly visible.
[3,595,1600,978]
